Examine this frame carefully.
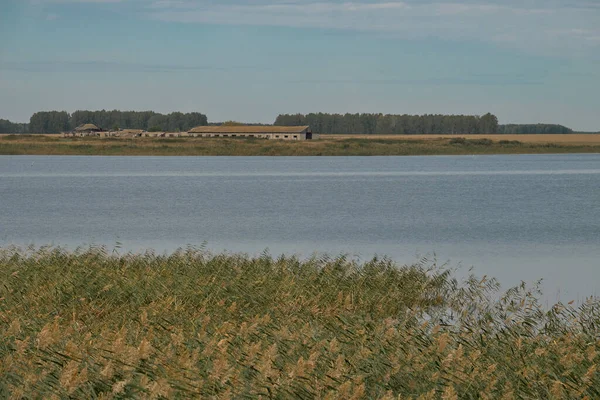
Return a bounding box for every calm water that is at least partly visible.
[1,154,599,300]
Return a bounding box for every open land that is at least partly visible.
[1,247,599,398]
[1,133,599,156]
[321,133,600,144]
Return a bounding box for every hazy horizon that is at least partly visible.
[1,0,599,131]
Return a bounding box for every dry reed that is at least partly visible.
[1,247,598,398]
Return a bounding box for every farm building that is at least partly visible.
[64,123,103,137]
[188,126,316,140]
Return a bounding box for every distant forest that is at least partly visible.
[276,113,499,135]
[0,110,584,134]
[0,119,28,134]
[0,110,208,134]
[274,113,574,135]
[497,124,573,134]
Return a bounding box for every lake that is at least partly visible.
[1,154,599,302]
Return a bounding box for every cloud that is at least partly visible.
[32,0,600,56]
[36,0,126,3]
[286,76,544,86]
[0,60,273,73]
[143,1,599,55]
[433,3,501,16]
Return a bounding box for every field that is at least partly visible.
[321,134,600,145]
[1,247,599,398]
[1,133,600,156]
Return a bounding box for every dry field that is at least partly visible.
[2,133,600,156]
[321,133,600,145]
[2,133,600,145]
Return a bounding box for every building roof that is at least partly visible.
[188,125,311,134]
[75,123,102,132]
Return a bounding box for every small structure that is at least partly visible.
[188,126,315,140]
[121,129,145,137]
[74,124,103,136]
[63,124,103,137]
[99,129,148,138]
[112,129,146,138]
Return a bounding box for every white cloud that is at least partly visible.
[266,2,412,12]
[33,0,600,56]
[433,3,501,16]
[32,0,126,3]
[142,1,600,55]
[149,0,188,8]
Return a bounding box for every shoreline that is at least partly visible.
[2,134,600,156]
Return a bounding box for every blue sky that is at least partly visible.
[1,0,599,130]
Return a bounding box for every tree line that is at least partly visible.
[497,124,572,134]
[274,113,583,134]
[0,110,583,134]
[21,110,208,133]
[274,113,500,135]
[0,119,29,134]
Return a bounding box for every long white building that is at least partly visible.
[188,125,316,140]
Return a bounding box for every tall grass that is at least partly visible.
[1,247,598,398]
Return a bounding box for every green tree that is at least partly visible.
[276,113,503,135]
[0,119,28,133]
[29,111,70,133]
[67,110,208,131]
[479,113,499,134]
[498,124,572,134]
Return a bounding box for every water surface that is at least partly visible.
[1,154,599,301]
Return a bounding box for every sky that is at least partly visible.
[0,0,599,130]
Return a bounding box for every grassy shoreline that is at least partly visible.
[1,134,600,156]
[1,246,599,398]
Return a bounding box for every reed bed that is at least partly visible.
[1,247,599,398]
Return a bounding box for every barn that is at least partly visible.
[188,126,315,140]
